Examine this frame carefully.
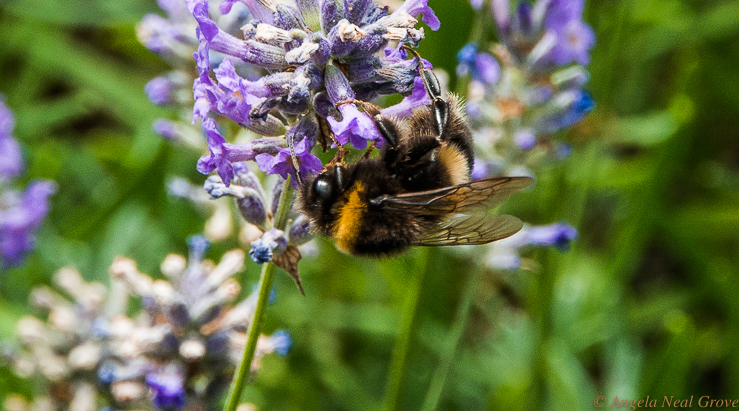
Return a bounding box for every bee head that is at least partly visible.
[299,164,348,230]
[313,164,346,198]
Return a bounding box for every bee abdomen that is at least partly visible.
[437,143,471,186]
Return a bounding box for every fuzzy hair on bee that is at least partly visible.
[298,50,532,257]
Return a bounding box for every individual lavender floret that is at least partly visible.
[145,72,193,106]
[197,117,285,187]
[255,116,322,187]
[485,223,578,270]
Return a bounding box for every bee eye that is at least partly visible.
[314,176,334,199]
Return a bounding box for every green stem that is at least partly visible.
[223,177,295,411]
[420,263,482,411]
[382,248,431,411]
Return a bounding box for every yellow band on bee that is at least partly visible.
[334,182,366,253]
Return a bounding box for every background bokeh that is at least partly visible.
[2,0,739,410]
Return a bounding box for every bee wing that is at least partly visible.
[370,177,533,215]
[413,214,523,246]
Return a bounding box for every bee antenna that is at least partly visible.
[288,128,303,186]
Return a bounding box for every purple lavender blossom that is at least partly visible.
[197,118,284,186]
[145,76,177,105]
[456,44,500,85]
[255,137,322,188]
[0,181,56,268]
[328,104,382,149]
[269,329,292,356]
[198,118,236,185]
[379,46,432,118]
[545,8,595,65]
[146,372,187,409]
[525,222,578,252]
[492,0,594,68]
[0,96,23,180]
[152,119,180,141]
[396,0,440,31]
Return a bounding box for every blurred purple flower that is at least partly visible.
[470,158,490,180]
[0,181,56,267]
[0,97,23,180]
[514,129,536,150]
[269,329,292,356]
[456,43,500,85]
[145,76,177,106]
[546,19,595,65]
[146,372,187,410]
[525,222,578,252]
[152,119,179,141]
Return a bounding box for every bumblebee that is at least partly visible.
[299,54,532,257]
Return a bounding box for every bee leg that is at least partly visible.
[287,127,304,186]
[372,114,399,150]
[328,145,348,167]
[420,69,449,142]
[400,46,450,142]
[362,142,376,159]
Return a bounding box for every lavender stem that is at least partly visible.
[223,176,295,411]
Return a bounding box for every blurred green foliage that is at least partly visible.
[2,0,739,410]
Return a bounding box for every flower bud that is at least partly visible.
[325,60,355,104]
[297,0,321,31]
[249,229,287,264]
[287,214,314,246]
[236,188,269,230]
